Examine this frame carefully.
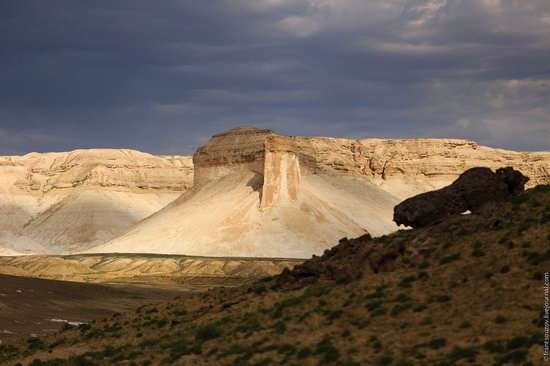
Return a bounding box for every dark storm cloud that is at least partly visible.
[0,0,549,155]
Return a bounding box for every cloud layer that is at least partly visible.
[1,0,549,154]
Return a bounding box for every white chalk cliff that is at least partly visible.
[0,149,192,255]
[91,126,550,258]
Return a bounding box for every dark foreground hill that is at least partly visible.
[3,186,550,365]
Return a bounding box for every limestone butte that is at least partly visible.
[92,126,550,258]
[0,149,192,255]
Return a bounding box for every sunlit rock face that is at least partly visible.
[4,126,548,258]
[92,126,549,259]
[0,149,193,255]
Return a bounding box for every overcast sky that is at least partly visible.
[1,0,549,155]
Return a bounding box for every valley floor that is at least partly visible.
[0,274,187,345]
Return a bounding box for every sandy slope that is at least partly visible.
[0,149,192,255]
[92,172,400,258]
[92,127,549,259]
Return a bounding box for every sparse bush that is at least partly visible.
[0,344,19,361]
[376,354,393,365]
[418,261,430,269]
[399,275,417,288]
[471,249,485,257]
[394,294,411,303]
[483,340,504,353]
[455,228,469,236]
[420,317,433,325]
[297,347,312,359]
[447,346,477,361]
[440,254,461,265]
[498,349,528,364]
[390,303,411,317]
[366,290,384,299]
[195,324,221,342]
[500,265,510,273]
[417,271,428,279]
[314,338,340,363]
[370,308,388,317]
[429,295,451,303]
[506,336,529,350]
[427,338,447,350]
[274,320,286,334]
[27,338,44,351]
[253,285,267,294]
[413,304,428,312]
[494,315,508,324]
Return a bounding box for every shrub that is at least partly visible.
[273,296,306,318]
[440,254,461,265]
[456,228,469,236]
[428,338,447,350]
[500,264,510,273]
[417,271,429,279]
[0,344,19,361]
[494,315,508,324]
[399,275,417,288]
[376,354,393,365]
[274,321,286,334]
[420,317,433,325]
[447,346,477,361]
[429,295,451,303]
[27,338,44,351]
[498,349,528,364]
[325,309,344,322]
[418,261,430,269]
[370,308,388,317]
[483,340,504,353]
[253,286,267,294]
[507,336,529,350]
[366,290,384,299]
[297,347,312,359]
[471,249,485,257]
[314,338,340,363]
[459,320,471,329]
[413,304,428,312]
[390,304,411,317]
[365,301,383,311]
[395,359,414,366]
[195,324,221,342]
[394,294,411,303]
[258,276,273,282]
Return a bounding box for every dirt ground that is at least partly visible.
[0,274,187,345]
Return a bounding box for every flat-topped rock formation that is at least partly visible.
[92,126,550,258]
[293,137,549,198]
[2,127,548,258]
[0,149,193,255]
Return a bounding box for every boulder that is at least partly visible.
[393,167,529,228]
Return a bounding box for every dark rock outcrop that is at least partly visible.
[393,167,529,228]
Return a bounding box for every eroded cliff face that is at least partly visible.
[4,126,549,258]
[192,127,549,207]
[0,149,193,254]
[94,126,549,258]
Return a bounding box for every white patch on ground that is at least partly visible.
[48,318,86,326]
